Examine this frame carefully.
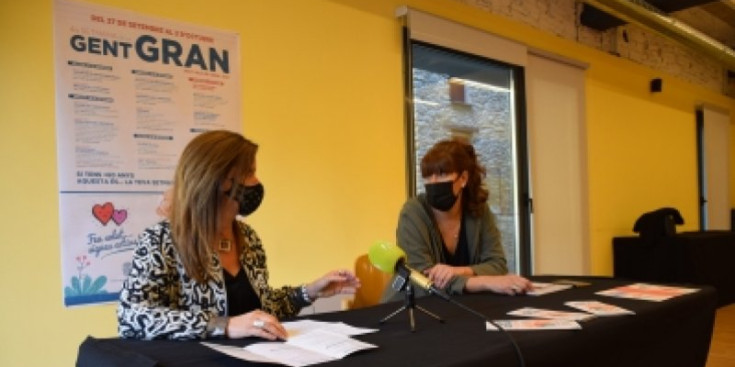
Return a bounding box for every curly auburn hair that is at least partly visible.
[420,139,488,217]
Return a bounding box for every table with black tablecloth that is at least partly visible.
[77,277,716,367]
[614,231,735,306]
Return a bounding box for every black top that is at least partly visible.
[224,268,261,316]
[442,215,470,266]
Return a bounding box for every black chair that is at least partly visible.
[633,207,684,241]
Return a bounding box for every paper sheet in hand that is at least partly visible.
[202,329,376,367]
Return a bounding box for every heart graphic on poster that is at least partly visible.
[112,209,128,225]
[92,202,114,225]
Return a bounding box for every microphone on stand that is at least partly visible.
[369,240,496,320]
[368,241,526,367]
[368,241,449,301]
[367,241,444,330]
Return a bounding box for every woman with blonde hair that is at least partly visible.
[118,130,359,340]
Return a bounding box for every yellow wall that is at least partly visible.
[0,0,733,365]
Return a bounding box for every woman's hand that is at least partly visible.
[306,269,361,299]
[466,274,533,295]
[423,264,473,289]
[226,309,287,340]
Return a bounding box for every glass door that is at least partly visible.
[406,42,530,274]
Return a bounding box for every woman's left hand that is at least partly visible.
[306,270,361,299]
[424,264,473,289]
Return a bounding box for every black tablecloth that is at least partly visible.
[77,277,716,367]
[614,231,735,306]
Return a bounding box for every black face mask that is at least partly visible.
[424,180,458,211]
[228,182,264,216]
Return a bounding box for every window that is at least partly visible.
[406,41,530,274]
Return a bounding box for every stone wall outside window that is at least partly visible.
[413,68,519,272]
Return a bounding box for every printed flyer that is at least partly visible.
[54,0,241,306]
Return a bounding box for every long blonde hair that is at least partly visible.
[170,130,258,283]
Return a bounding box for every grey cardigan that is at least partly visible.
[382,194,508,302]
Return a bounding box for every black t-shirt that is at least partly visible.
[442,216,470,266]
[224,268,262,316]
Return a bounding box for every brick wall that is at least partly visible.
[454,0,727,94]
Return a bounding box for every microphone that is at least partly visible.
[368,241,527,367]
[368,241,449,300]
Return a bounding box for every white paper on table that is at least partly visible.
[244,341,335,367]
[486,319,582,331]
[507,307,595,321]
[526,282,573,296]
[320,322,379,336]
[596,283,699,302]
[202,329,377,367]
[565,301,635,316]
[201,342,278,364]
[285,329,377,359]
[283,320,378,337]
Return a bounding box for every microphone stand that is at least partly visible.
[379,282,444,332]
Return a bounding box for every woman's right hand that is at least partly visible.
[225,309,288,340]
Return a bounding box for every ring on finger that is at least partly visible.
[253,319,265,329]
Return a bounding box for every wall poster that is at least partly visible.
[54,0,241,306]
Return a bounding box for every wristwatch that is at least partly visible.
[300,284,313,305]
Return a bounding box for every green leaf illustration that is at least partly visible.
[71,276,81,294]
[64,286,76,297]
[87,276,107,294]
[82,275,92,293]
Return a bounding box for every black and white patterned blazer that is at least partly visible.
[117,220,304,340]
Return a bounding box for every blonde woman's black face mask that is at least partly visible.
[229,182,265,216]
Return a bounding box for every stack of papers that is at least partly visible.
[596,283,699,302]
[202,320,378,367]
[485,307,593,331]
[526,282,573,296]
[486,319,581,331]
[507,307,596,321]
[564,301,634,316]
